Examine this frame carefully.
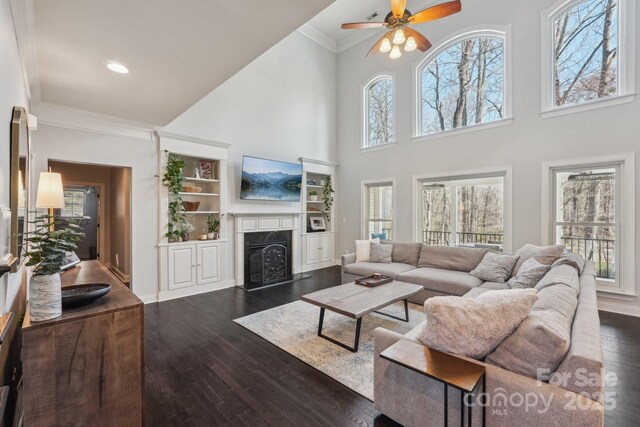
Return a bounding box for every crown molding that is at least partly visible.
[9,0,39,105]
[155,130,231,149]
[33,102,155,142]
[299,157,338,167]
[337,28,384,53]
[297,24,337,53]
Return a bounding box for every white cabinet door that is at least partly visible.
[306,234,320,264]
[319,233,333,262]
[168,245,196,290]
[197,243,221,285]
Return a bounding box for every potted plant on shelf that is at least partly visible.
[24,215,85,321]
[308,191,319,202]
[322,177,334,223]
[161,151,188,242]
[206,214,224,239]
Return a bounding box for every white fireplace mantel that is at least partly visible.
[230,213,301,286]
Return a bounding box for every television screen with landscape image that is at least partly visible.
[240,156,302,201]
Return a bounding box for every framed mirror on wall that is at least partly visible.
[6,107,30,273]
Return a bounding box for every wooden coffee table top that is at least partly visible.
[380,339,485,393]
[301,281,423,319]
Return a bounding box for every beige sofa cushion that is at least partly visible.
[343,262,415,279]
[416,289,538,359]
[385,241,423,267]
[512,243,565,276]
[418,245,489,272]
[469,252,518,282]
[485,282,578,380]
[398,267,483,296]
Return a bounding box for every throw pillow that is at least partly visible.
[369,243,393,263]
[416,289,538,359]
[355,238,380,263]
[469,252,519,283]
[512,244,565,276]
[508,257,554,289]
[551,252,585,274]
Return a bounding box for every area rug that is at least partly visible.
[233,300,425,400]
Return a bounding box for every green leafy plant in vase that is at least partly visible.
[206,213,224,239]
[161,151,188,242]
[308,190,318,201]
[24,215,85,321]
[322,176,334,224]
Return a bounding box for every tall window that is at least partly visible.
[552,0,619,107]
[418,174,504,250]
[551,165,618,282]
[364,76,394,148]
[61,189,86,218]
[364,183,393,240]
[418,33,506,136]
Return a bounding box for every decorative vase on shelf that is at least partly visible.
[29,273,62,322]
[309,195,318,201]
[207,232,215,240]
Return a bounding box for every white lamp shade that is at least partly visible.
[36,172,65,209]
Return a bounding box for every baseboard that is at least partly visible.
[158,280,234,302]
[597,299,640,317]
[302,259,340,273]
[105,263,131,285]
[137,293,159,304]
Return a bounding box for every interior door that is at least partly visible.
[168,245,196,289]
[197,243,220,285]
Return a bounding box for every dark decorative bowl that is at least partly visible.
[62,283,112,308]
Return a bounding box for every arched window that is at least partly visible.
[417,30,508,137]
[363,75,394,148]
[542,0,634,115]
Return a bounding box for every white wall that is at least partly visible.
[1,0,30,312]
[335,0,640,315]
[166,30,338,213]
[31,125,159,302]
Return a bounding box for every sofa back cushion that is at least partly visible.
[385,241,423,266]
[512,243,565,276]
[418,245,489,272]
[485,275,579,381]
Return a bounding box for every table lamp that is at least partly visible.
[36,171,64,209]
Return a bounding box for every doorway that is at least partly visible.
[48,160,132,287]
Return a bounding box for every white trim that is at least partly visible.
[541,153,636,295]
[299,157,338,167]
[297,24,338,53]
[158,280,234,302]
[413,25,513,139]
[33,102,155,142]
[361,178,396,241]
[411,118,513,143]
[360,142,397,153]
[541,0,636,115]
[362,72,396,150]
[541,93,636,119]
[412,166,513,253]
[155,130,231,148]
[9,0,38,105]
[597,298,640,317]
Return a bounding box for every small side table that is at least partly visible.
[380,339,485,427]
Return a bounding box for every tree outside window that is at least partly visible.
[365,77,394,148]
[366,184,393,240]
[553,0,618,107]
[61,189,86,218]
[419,36,505,135]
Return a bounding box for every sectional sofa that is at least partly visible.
[341,242,604,426]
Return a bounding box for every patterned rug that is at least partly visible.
[234,300,425,400]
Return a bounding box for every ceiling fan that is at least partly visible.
[341,0,462,59]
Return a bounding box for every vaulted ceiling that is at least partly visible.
[27,0,334,125]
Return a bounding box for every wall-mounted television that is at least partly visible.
[240,156,302,202]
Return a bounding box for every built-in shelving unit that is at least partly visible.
[300,158,337,273]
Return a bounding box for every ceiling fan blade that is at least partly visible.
[405,28,432,51]
[409,0,462,24]
[341,22,386,29]
[366,32,393,57]
[391,0,407,18]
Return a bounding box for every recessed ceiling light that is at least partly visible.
[107,62,129,74]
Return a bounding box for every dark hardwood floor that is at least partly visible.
[145,266,640,427]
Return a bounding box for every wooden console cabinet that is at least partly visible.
[21,261,144,426]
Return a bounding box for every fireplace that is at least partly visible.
[243,231,293,289]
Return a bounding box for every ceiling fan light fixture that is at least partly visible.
[392,28,406,45]
[389,45,402,59]
[405,36,417,51]
[379,37,392,53]
[107,62,129,74]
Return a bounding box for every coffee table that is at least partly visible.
[301,281,423,352]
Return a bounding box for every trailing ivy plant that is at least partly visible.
[24,215,85,275]
[322,176,334,223]
[161,151,187,240]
